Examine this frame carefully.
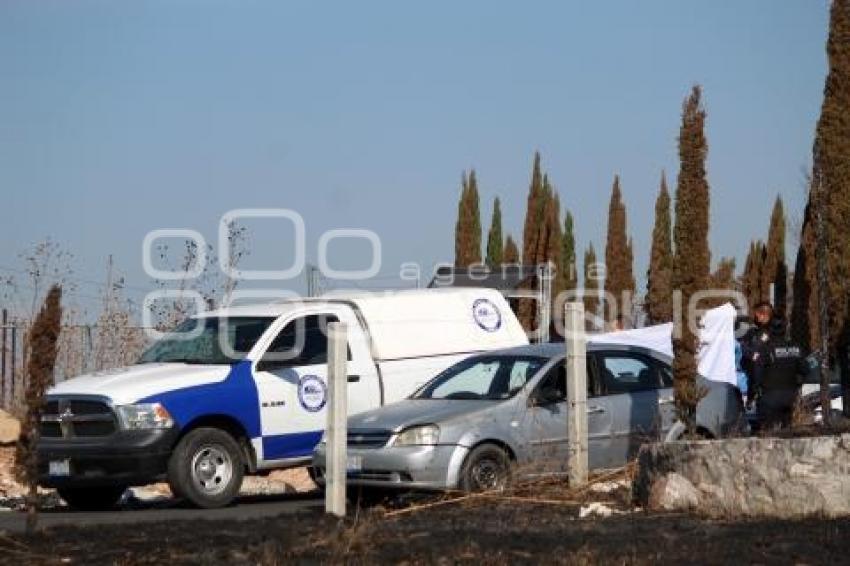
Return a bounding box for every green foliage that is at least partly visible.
[583,242,600,328]
[560,210,578,293]
[763,196,787,312]
[454,170,482,267]
[645,172,673,324]
[16,284,62,534]
[604,175,635,324]
[672,85,711,431]
[503,235,520,264]
[486,197,503,267]
[814,0,850,353]
[743,240,766,311]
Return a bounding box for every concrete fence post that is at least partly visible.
[325,321,348,517]
[565,302,588,487]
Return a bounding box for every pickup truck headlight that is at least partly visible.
[116,403,174,430]
[393,424,440,446]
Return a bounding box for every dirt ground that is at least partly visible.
[3,499,849,564]
[2,474,849,565]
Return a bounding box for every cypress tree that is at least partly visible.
[453,170,482,267]
[671,85,711,432]
[560,210,578,293]
[604,175,635,324]
[503,235,520,264]
[467,171,482,265]
[16,285,62,534]
[763,196,787,311]
[486,197,503,267]
[743,240,766,311]
[816,0,850,356]
[710,257,737,304]
[522,152,545,265]
[789,0,850,416]
[583,243,601,329]
[518,155,563,331]
[792,199,819,351]
[646,172,673,323]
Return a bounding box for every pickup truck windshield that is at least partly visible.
[138,316,275,365]
[414,355,546,401]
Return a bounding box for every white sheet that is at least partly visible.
[588,303,737,386]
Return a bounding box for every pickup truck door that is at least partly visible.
[251,308,380,463]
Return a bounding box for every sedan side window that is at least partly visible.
[598,354,661,394]
[533,359,595,404]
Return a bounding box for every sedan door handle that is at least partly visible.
[658,397,674,405]
[587,405,605,414]
[347,374,361,383]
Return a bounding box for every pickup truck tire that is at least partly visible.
[58,486,127,511]
[168,427,244,509]
[459,443,511,492]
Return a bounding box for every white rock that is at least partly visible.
[578,501,623,519]
[648,472,701,512]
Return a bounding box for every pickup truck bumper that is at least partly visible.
[37,428,179,488]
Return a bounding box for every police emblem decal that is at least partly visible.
[472,298,502,332]
[297,375,327,412]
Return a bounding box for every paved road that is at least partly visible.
[0,492,324,534]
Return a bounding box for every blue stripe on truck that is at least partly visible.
[262,430,323,460]
[139,360,262,439]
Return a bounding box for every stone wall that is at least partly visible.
[634,434,850,518]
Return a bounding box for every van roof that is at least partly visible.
[198,288,529,360]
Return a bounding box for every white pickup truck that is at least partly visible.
[37,288,528,509]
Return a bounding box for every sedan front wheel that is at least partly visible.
[459,443,511,492]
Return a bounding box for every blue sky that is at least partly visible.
[0,1,830,314]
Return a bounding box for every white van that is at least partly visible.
[37,288,527,509]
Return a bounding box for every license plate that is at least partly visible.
[49,459,70,477]
[346,455,362,473]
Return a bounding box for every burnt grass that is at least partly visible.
[3,484,850,565]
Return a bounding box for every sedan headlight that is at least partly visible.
[393,424,440,446]
[116,403,174,430]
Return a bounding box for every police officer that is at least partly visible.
[753,315,808,430]
[741,301,773,411]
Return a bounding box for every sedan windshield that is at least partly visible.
[414,355,547,401]
[138,316,275,365]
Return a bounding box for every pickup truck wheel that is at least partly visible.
[168,427,244,509]
[58,486,126,511]
[460,443,511,492]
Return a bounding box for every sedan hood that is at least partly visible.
[349,398,500,432]
[48,363,232,405]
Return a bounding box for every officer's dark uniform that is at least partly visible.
[752,321,807,429]
[741,323,772,403]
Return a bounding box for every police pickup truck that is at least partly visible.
[38,288,527,509]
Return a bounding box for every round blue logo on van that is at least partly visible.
[298,375,327,412]
[472,298,502,332]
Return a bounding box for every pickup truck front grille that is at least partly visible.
[40,398,117,439]
[347,429,393,449]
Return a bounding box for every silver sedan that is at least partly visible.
[312,343,744,492]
